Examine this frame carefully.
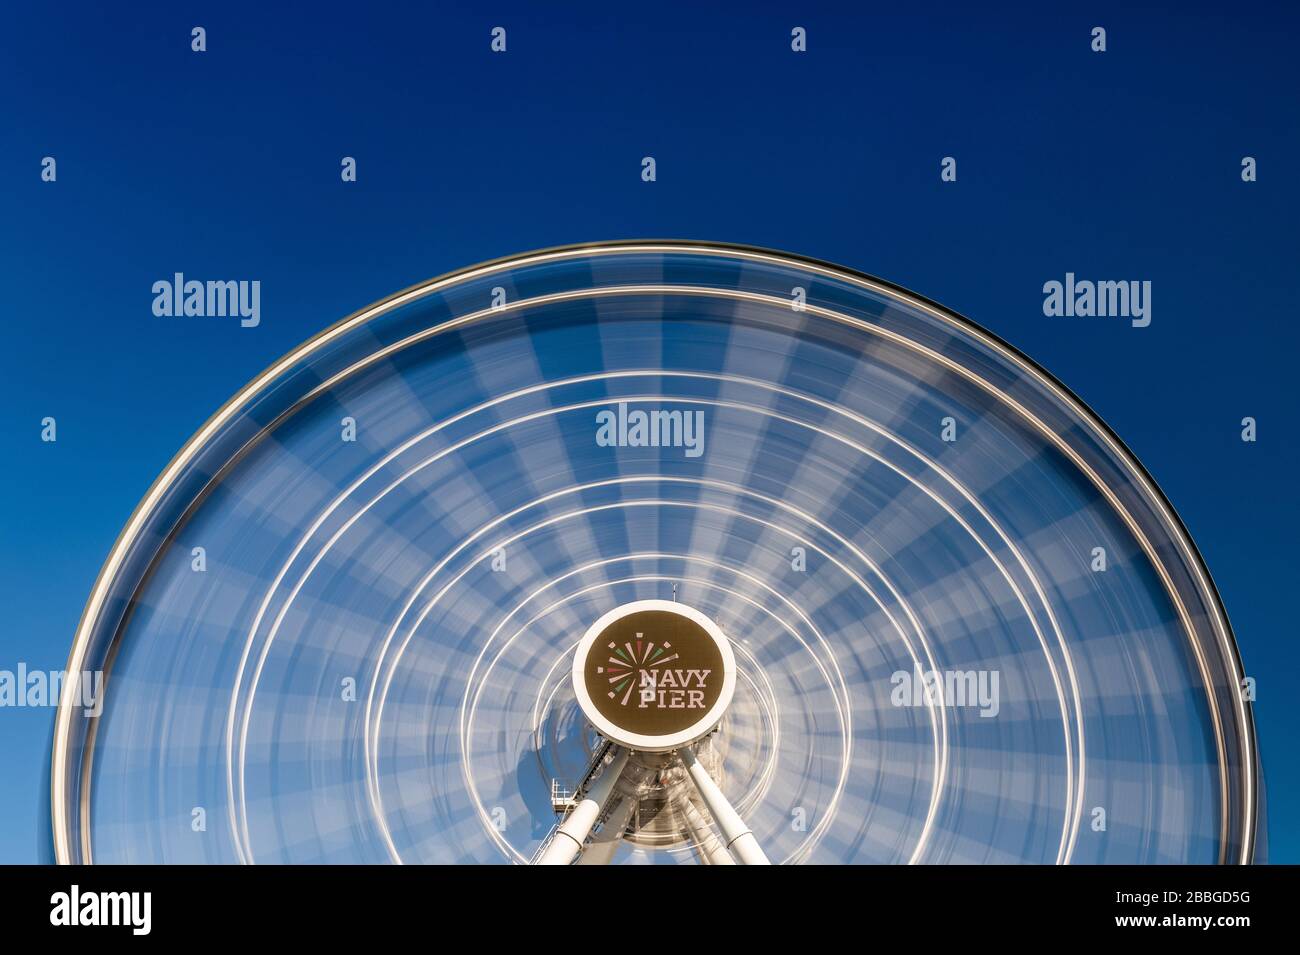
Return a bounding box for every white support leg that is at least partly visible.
[679,747,770,865]
[534,746,629,865]
[677,791,736,865]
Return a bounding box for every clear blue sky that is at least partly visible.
[1,1,1296,862]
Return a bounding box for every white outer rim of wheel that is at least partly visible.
[50,241,1257,866]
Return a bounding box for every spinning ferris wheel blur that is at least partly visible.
[51,242,1260,865]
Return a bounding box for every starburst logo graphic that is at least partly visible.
[598,633,677,706]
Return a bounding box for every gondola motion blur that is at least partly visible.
[51,242,1259,864]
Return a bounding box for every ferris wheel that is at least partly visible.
[50,241,1259,865]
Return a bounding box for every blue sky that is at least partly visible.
[1,1,1296,862]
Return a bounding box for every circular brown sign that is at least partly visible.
[572,600,735,751]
